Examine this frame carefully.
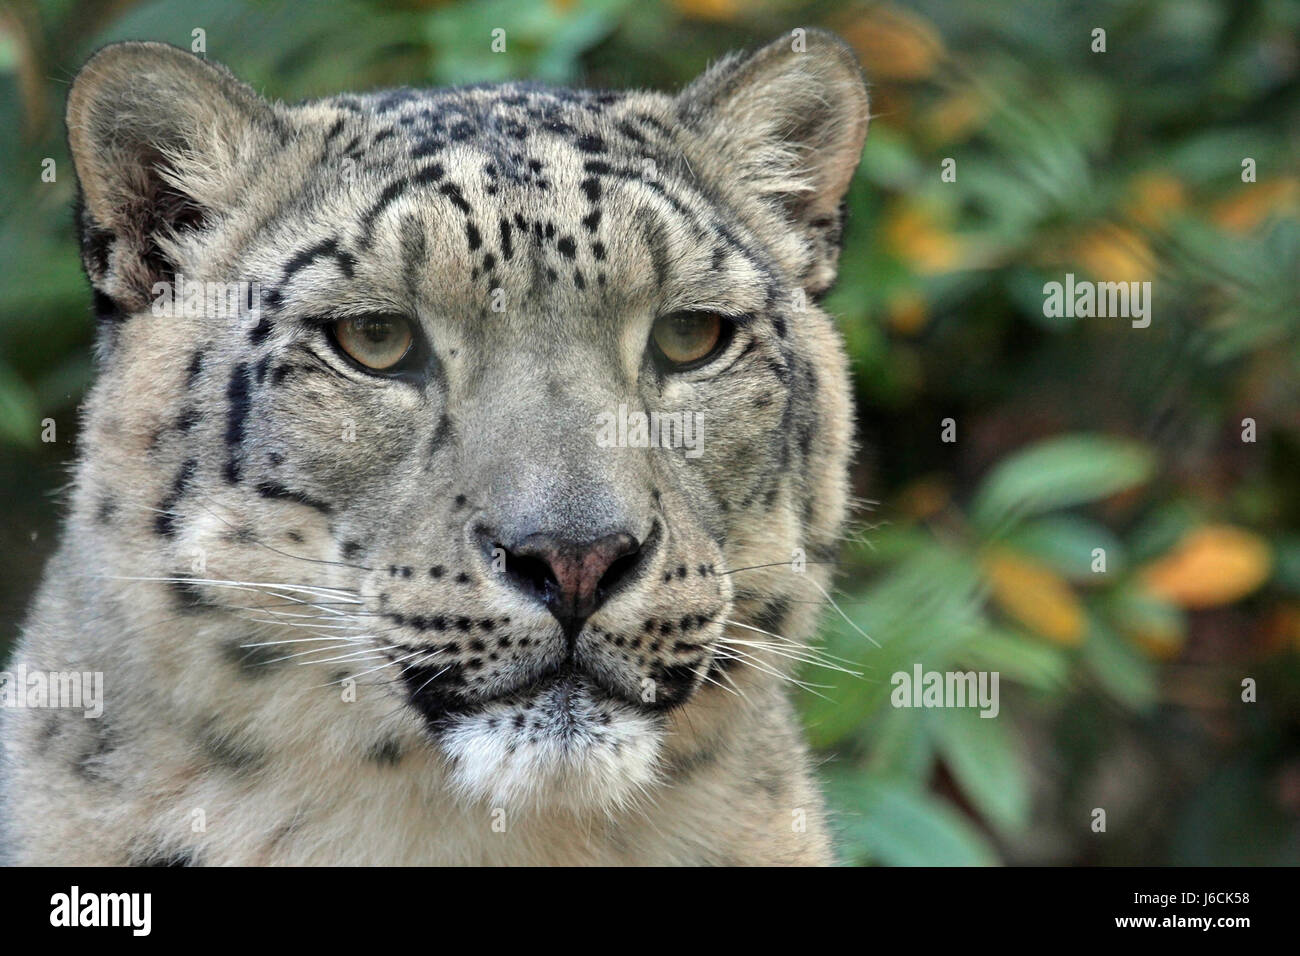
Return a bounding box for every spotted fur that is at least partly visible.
[1,32,868,865]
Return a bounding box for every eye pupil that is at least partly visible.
[360,318,392,343]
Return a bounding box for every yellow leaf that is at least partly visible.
[1068,225,1155,283]
[923,88,988,144]
[1140,525,1272,609]
[983,548,1086,645]
[839,4,945,81]
[884,204,962,273]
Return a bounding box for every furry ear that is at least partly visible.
[67,42,278,312]
[676,29,869,296]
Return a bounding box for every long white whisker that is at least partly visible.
[802,576,881,648]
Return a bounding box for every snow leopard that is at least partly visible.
[0,28,868,865]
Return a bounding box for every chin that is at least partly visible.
[435,674,665,814]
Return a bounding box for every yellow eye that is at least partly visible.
[651,312,725,368]
[332,314,414,371]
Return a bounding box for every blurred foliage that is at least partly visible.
[1,0,1298,864]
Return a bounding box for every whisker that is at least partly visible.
[802,576,881,648]
[719,632,864,677]
[189,489,376,573]
[694,669,739,699]
[722,619,864,669]
[721,559,836,576]
[711,645,832,697]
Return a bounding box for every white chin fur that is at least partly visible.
[436,680,662,814]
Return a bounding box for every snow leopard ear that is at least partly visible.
[677,29,869,296]
[67,42,278,313]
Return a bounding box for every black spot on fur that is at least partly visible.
[167,578,216,613]
[413,162,445,186]
[256,481,334,515]
[174,406,200,433]
[360,179,410,245]
[498,218,514,260]
[439,182,471,214]
[186,349,206,387]
[754,598,790,638]
[428,413,453,460]
[248,314,273,343]
[367,738,404,766]
[71,715,116,782]
[223,363,253,483]
[196,718,267,776]
[282,237,343,282]
[155,458,197,536]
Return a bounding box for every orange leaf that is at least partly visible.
[1210,178,1299,234]
[887,291,929,335]
[670,0,743,21]
[1124,173,1187,229]
[1140,525,1272,609]
[894,475,949,519]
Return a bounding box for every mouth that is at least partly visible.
[399,656,635,733]
[485,665,603,714]
[389,642,673,811]
[431,665,666,812]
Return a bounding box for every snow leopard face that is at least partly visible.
[60,32,867,813]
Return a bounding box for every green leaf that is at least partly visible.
[863,704,935,782]
[1003,514,1126,580]
[0,360,40,446]
[930,706,1030,834]
[1080,621,1157,711]
[1104,584,1185,657]
[824,771,999,866]
[1273,536,1300,595]
[970,434,1156,535]
[800,545,985,748]
[958,628,1070,691]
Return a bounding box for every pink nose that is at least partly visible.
[503,531,642,628]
